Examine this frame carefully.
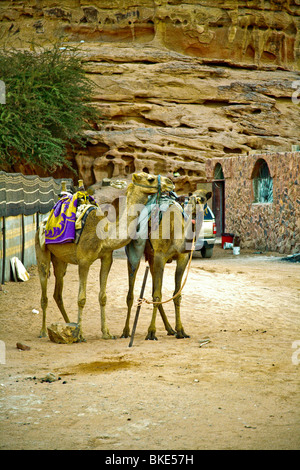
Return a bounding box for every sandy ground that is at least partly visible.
[0,245,299,451]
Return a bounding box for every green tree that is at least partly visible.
[0,44,97,172]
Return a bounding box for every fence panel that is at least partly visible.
[0,172,72,283]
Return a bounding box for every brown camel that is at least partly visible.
[122,190,212,340]
[35,172,174,341]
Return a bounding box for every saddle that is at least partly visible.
[39,191,98,248]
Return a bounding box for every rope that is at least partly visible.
[137,232,196,307]
[132,174,161,190]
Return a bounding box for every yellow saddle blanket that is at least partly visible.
[44,191,97,245]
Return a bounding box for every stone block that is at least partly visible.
[47,322,80,344]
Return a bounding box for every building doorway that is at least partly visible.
[212,163,225,237]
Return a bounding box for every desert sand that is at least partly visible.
[0,245,299,450]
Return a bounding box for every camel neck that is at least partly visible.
[117,184,154,241]
[97,184,157,248]
[126,183,154,207]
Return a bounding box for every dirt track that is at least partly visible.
[0,245,299,450]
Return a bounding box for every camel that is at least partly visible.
[35,172,174,341]
[122,190,212,341]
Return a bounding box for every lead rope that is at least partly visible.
[137,231,196,307]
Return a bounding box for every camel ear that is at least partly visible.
[206,191,212,201]
[132,173,140,182]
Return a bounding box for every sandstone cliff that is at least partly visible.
[0,1,299,192]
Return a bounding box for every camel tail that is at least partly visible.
[35,229,51,275]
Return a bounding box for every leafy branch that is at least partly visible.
[0,43,97,172]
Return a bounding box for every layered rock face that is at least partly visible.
[0,1,299,192]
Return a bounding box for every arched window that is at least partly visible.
[214,162,224,180]
[251,159,273,203]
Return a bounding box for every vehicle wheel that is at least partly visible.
[201,246,213,258]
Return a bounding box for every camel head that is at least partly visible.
[178,190,212,213]
[132,172,174,194]
[186,190,212,217]
[192,189,212,205]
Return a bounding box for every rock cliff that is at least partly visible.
[0,0,299,192]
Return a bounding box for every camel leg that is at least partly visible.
[158,304,176,336]
[99,252,115,339]
[173,255,190,339]
[146,256,175,337]
[35,235,51,338]
[123,258,175,338]
[121,260,140,338]
[77,262,90,342]
[146,255,165,340]
[52,256,70,323]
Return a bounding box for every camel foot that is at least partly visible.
[102,332,117,340]
[145,331,158,341]
[120,329,130,338]
[175,330,190,339]
[167,328,176,336]
[77,335,86,343]
[74,328,86,343]
[39,329,47,338]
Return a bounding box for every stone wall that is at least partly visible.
[206,152,300,253]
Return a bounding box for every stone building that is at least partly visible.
[205,152,300,254]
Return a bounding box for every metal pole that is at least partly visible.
[21,214,25,264]
[129,265,149,348]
